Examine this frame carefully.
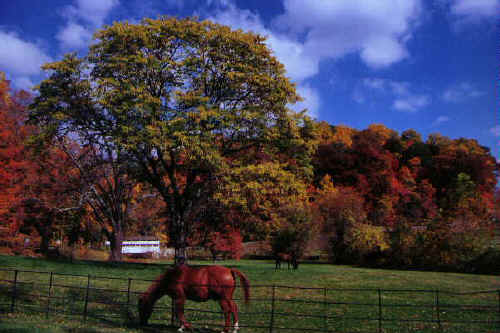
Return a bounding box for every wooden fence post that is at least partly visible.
[46,272,53,319]
[497,290,499,331]
[323,288,328,331]
[126,278,132,309]
[83,274,91,321]
[10,270,18,313]
[171,295,175,326]
[378,289,382,333]
[269,285,276,333]
[435,290,441,332]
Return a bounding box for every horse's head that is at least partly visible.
[138,294,153,325]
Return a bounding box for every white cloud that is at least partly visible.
[432,115,450,127]
[207,1,423,117]
[391,82,430,112]
[207,4,320,117]
[58,0,119,50]
[63,0,120,26]
[0,30,52,78]
[393,95,430,112]
[442,82,484,103]
[267,35,319,82]
[275,0,421,68]
[290,84,320,118]
[360,36,408,68]
[490,125,500,137]
[450,0,499,19]
[362,78,386,91]
[56,23,93,50]
[207,4,318,82]
[12,76,35,91]
[389,81,411,96]
[443,0,499,28]
[356,77,430,112]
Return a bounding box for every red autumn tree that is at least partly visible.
[127,184,166,241]
[205,226,243,261]
[314,176,368,263]
[17,140,84,257]
[0,73,84,256]
[0,74,33,251]
[188,199,245,260]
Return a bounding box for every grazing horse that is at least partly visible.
[138,264,250,333]
[275,253,297,270]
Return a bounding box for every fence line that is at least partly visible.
[0,268,499,332]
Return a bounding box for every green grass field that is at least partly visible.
[0,255,499,332]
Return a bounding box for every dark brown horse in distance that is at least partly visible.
[138,264,250,333]
[275,252,298,270]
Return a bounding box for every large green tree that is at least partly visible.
[30,17,313,263]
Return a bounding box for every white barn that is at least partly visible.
[106,237,161,258]
[122,240,160,256]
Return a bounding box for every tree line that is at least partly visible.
[0,17,498,270]
[312,122,498,269]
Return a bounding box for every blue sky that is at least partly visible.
[1,0,498,158]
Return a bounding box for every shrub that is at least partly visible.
[345,222,389,264]
[465,248,500,274]
[314,183,367,263]
[271,203,316,261]
[389,218,493,270]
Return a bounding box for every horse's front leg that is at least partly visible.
[175,298,191,332]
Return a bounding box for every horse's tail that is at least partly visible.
[231,269,250,304]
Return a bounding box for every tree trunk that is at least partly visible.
[108,226,123,262]
[33,220,52,257]
[174,230,188,265]
[171,213,188,265]
[39,230,51,256]
[210,247,217,263]
[175,246,187,265]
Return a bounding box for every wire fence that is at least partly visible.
[0,268,499,332]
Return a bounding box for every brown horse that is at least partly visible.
[275,253,291,270]
[275,252,298,270]
[138,264,250,333]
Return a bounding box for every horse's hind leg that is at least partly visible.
[229,300,239,333]
[219,300,232,333]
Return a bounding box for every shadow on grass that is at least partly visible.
[85,306,225,333]
[133,323,222,332]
